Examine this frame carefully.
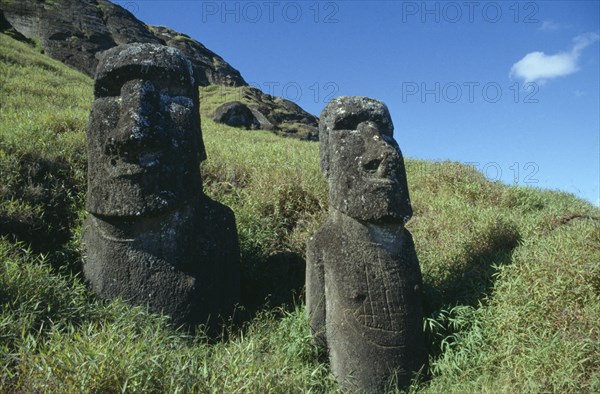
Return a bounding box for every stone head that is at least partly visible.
[86,43,205,217]
[319,97,412,223]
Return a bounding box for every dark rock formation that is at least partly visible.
[213,101,260,130]
[0,0,246,86]
[0,10,31,43]
[248,106,276,131]
[306,97,426,392]
[243,88,318,140]
[83,43,240,329]
[150,25,245,88]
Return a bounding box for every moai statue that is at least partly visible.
[306,97,427,392]
[83,43,240,330]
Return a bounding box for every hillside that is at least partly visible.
[0,0,318,139]
[1,33,599,392]
[0,0,244,84]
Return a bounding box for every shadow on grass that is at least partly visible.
[422,225,521,361]
[240,250,306,317]
[0,152,84,255]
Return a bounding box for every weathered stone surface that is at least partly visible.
[319,96,395,177]
[84,197,239,328]
[306,96,426,392]
[320,96,412,222]
[213,101,260,130]
[305,240,327,347]
[84,43,240,329]
[86,44,203,217]
[248,107,276,131]
[0,10,32,43]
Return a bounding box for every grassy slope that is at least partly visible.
[199,84,316,139]
[1,33,599,392]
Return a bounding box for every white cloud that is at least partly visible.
[510,51,576,84]
[571,33,599,54]
[540,20,561,32]
[510,33,600,84]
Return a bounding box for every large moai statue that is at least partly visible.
[83,43,240,329]
[306,97,427,392]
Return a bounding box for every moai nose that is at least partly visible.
[111,79,162,158]
[121,79,159,129]
[375,147,397,179]
[355,121,399,180]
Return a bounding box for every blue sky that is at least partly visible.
[124,1,600,206]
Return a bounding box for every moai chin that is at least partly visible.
[306,96,427,392]
[83,43,240,330]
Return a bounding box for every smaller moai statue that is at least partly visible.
[306,96,427,392]
[83,43,240,330]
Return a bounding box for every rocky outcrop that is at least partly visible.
[150,25,245,87]
[83,43,240,330]
[306,97,427,392]
[0,0,246,86]
[207,86,318,140]
[0,10,32,43]
[246,88,318,140]
[213,101,261,130]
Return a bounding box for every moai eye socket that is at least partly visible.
[332,114,365,130]
[94,73,127,97]
[362,158,382,172]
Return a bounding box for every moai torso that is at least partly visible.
[306,96,426,392]
[83,43,239,329]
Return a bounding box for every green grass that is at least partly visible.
[1,33,599,392]
[199,84,256,118]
